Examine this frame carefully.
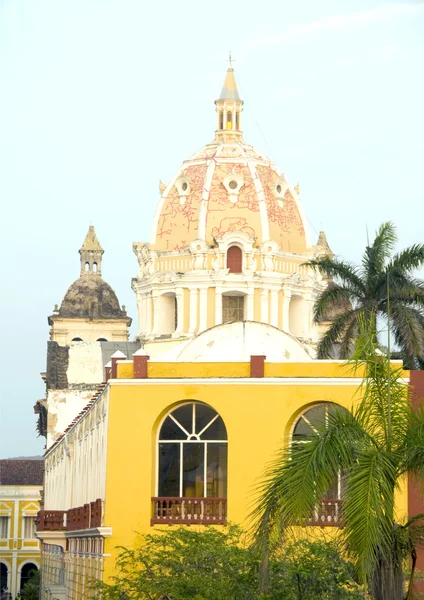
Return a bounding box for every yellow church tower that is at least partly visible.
[133,66,331,357]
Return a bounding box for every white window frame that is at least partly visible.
[156,402,228,498]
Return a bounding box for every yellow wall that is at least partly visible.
[102,376,368,576]
[102,361,409,581]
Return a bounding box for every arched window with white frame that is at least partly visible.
[153,402,228,524]
[292,402,348,525]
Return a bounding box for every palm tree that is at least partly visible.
[306,222,424,368]
[253,320,424,600]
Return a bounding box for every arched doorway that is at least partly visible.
[0,563,8,593]
[20,563,38,591]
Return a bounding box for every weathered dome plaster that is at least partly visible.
[161,321,314,362]
[59,276,127,320]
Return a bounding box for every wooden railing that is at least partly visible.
[37,498,103,532]
[307,500,343,527]
[151,497,227,525]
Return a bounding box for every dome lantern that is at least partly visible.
[214,62,244,141]
[79,225,104,276]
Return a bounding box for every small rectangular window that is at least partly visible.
[0,516,9,538]
[23,516,36,539]
[222,296,244,322]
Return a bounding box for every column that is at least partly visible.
[140,294,147,336]
[151,291,160,335]
[282,291,292,333]
[260,289,269,324]
[175,288,185,334]
[246,288,254,321]
[144,292,153,336]
[270,290,279,328]
[199,288,208,332]
[189,288,198,333]
[303,294,312,339]
[215,286,223,325]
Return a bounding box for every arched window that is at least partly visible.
[85,262,89,272]
[93,262,97,272]
[158,402,227,499]
[219,111,224,130]
[20,563,38,591]
[227,111,232,129]
[71,337,83,342]
[227,245,242,273]
[292,403,348,525]
[97,338,108,342]
[0,563,8,593]
[235,111,239,130]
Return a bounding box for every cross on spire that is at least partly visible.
[226,51,236,68]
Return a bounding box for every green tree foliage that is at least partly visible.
[91,526,362,600]
[21,569,40,600]
[306,222,424,368]
[253,319,424,600]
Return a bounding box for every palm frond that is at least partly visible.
[305,256,365,293]
[401,406,424,478]
[389,304,424,365]
[316,309,360,358]
[312,284,356,322]
[361,222,397,287]
[252,411,367,550]
[343,447,398,580]
[387,244,424,275]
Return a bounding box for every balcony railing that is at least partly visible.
[307,500,343,527]
[37,499,103,532]
[37,510,66,532]
[151,497,227,525]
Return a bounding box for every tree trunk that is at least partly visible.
[370,555,404,600]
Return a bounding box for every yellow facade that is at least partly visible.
[98,358,409,580]
[0,485,41,597]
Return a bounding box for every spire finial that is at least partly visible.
[226,51,235,68]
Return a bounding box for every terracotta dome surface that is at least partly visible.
[150,137,310,254]
[59,276,126,319]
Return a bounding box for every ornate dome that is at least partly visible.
[58,276,127,320]
[150,68,310,254]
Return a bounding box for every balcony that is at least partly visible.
[37,499,103,532]
[151,497,227,525]
[307,500,343,527]
[37,510,66,532]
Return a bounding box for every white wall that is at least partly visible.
[44,390,109,510]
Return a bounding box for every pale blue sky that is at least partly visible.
[0,0,423,457]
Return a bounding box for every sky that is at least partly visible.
[0,0,423,458]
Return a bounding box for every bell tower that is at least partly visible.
[79,225,104,276]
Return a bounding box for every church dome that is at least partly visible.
[150,68,310,254]
[58,276,126,320]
